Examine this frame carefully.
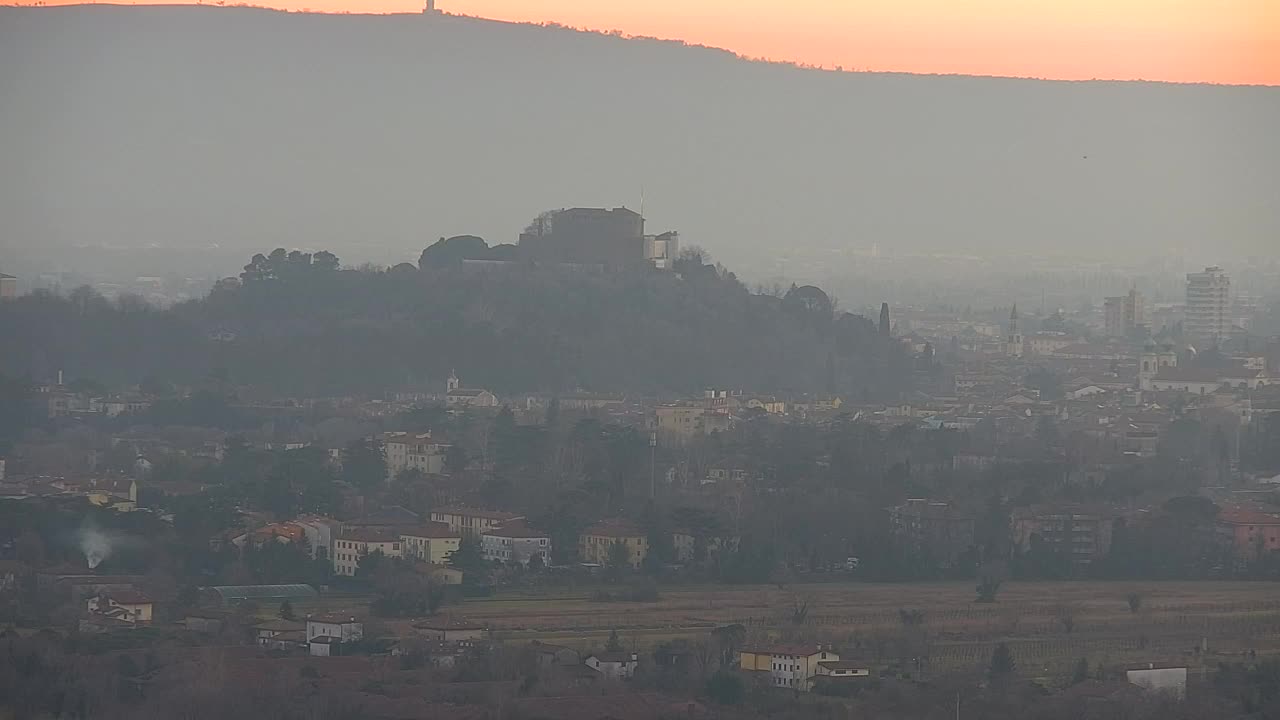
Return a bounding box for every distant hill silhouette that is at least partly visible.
[1,5,1277,269]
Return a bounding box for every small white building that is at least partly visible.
[585,651,639,680]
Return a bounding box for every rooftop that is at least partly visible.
[102,589,152,605]
[433,507,523,521]
[1218,507,1280,526]
[582,520,645,538]
[743,644,828,657]
[338,528,402,543]
[483,522,549,539]
[400,522,460,539]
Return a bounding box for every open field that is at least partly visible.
[274,580,1280,682]
[460,581,1280,680]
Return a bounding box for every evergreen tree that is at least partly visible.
[278,599,296,621]
[342,438,387,491]
[607,540,632,572]
[449,536,486,573]
[605,629,623,653]
[1071,657,1089,685]
[989,643,1016,679]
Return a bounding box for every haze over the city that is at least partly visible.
[3,3,1280,720]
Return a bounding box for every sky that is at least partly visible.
[27,0,1280,85]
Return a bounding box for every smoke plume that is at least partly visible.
[80,526,114,569]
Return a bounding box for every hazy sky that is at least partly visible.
[31,0,1279,84]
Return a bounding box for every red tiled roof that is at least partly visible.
[1218,507,1280,526]
[483,522,549,539]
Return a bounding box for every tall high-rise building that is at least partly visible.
[1185,266,1230,346]
[879,303,891,338]
[1104,288,1146,339]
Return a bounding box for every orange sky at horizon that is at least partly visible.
[24,0,1280,85]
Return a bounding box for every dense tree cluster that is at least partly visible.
[0,249,901,397]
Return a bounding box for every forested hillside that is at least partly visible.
[0,251,902,396]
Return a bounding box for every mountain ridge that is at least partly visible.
[1,4,1277,269]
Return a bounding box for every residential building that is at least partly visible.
[1185,266,1231,345]
[430,507,525,539]
[0,272,15,300]
[418,563,463,585]
[530,641,581,669]
[1216,506,1280,562]
[739,644,841,691]
[671,531,736,563]
[1025,332,1078,356]
[400,522,461,564]
[1104,289,1147,338]
[231,521,305,549]
[481,522,552,566]
[90,477,138,511]
[743,396,787,414]
[585,651,639,680]
[86,589,153,624]
[655,405,731,445]
[579,520,648,568]
[887,499,975,568]
[255,619,306,646]
[383,431,451,478]
[306,615,363,656]
[1012,504,1116,565]
[306,615,364,643]
[295,515,341,560]
[814,660,872,682]
[557,393,626,412]
[332,528,402,577]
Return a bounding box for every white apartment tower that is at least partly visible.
[1185,266,1230,346]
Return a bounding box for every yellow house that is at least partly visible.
[400,523,461,565]
[87,589,154,624]
[579,520,648,568]
[61,477,138,512]
[332,528,403,576]
[740,644,840,691]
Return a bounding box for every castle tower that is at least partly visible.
[1006,304,1024,357]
